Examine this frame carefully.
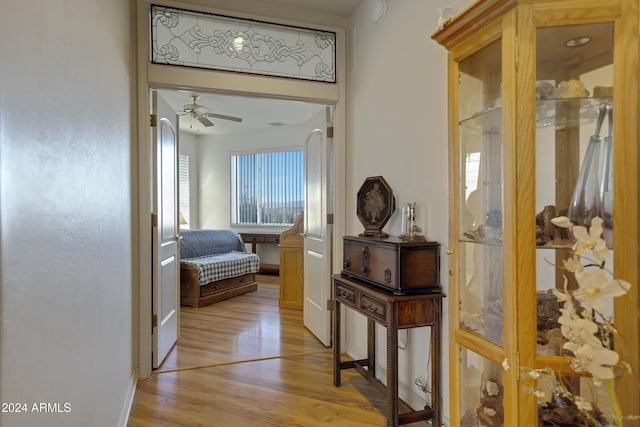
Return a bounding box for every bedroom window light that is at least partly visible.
[231,149,304,226]
[465,151,481,201]
[179,154,191,229]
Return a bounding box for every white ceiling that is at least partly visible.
[256,0,363,17]
[186,0,363,18]
[157,0,363,136]
[159,89,326,136]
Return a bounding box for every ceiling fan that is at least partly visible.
[180,94,243,127]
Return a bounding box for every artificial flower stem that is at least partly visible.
[604,378,622,427]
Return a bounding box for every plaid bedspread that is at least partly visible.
[180,251,260,285]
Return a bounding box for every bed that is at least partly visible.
[179,229,260,307]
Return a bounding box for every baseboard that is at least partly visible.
[118,370,137,427]
[374,364,429,412]
[344,343,367,362]
[344,348,428,414]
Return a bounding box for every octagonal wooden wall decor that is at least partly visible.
[356,176,395,238]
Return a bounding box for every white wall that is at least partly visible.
[196,111,324,264]
[0,1,135,426]
[346,0,473,422]
[198,121,320,229]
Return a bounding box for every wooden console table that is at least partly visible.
[332,274,443,427]
[239,232,280,274]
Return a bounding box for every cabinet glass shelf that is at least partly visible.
[459,96,613,129]
[459,236,503,246]
[459,107,501,127]
[536,96,613,129]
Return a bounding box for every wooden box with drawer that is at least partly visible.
[180,270,257,307]
[342,235,440,294]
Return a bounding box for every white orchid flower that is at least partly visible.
[559,310,602,348]
[552,276,573,303]
[552,287,572,303]
[572,343,619,379]
[539,216,631,422]
[574,269,631,314]
[562,256,584,273]
[551,215,609,261]
[571,217,609,261]
[558,298,576,317]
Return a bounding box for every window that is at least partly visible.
[179,154,191,229]
[151,5,336,83]
[231,150,304,226]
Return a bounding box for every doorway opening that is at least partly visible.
[150,88,335,372]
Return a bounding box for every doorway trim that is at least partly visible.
[135,0,347,379]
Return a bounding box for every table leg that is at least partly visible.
[387,303,398,427]
[367,318,376,378]
[431,298,442,427]
[333,298,341,387]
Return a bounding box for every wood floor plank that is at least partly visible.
[129,353,393,427]
[128,275,429,426]
[157,276,326,372]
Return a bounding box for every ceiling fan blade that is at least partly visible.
[203,112,243,122]
[197,116,214,127]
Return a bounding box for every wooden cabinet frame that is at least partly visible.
[433,1,639,425]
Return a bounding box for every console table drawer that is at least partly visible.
[360,294,386,323]
[336,282,357,306]
[265,235,280,244]
[397,299,435,328]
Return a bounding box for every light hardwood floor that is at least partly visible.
[128,275,428,426]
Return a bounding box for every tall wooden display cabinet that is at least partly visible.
[432,1,639,425]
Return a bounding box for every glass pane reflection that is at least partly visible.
[534,22,614,356]
[460,347,504,427]
[458,38,504,346]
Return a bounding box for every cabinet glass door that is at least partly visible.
[457,36,506,425]
[458,38,504,346]
[534,21,616,419]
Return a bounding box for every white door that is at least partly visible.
[303,107,333,346]
[152,91,179,368]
